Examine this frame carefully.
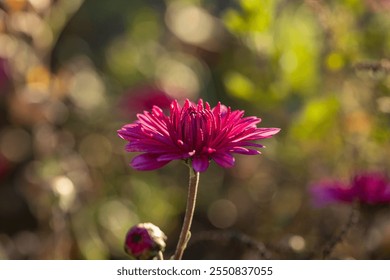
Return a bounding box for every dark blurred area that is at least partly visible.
[0,0,390,259]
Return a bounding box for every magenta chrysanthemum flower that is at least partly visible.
[118,99,280,172]
[311,172,390,207]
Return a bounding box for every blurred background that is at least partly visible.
[0,0,390,259]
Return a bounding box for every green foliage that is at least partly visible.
[291,96,340,141]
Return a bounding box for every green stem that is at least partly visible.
[173,167,200,260]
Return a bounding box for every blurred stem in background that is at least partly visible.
[321,204,359,259]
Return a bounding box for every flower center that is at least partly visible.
[181,108,211,152]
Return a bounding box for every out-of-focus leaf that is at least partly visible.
[291,96,340,140]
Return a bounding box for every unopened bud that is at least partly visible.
[124,223,167,260]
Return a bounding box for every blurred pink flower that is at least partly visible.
[124,223,166,260]
[118,99,280,172]
[119,86,173,118]
[0,57,10,94]
[0,154,11,180]
[311,172,390,207]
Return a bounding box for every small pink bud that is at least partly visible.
[124,223,167,260]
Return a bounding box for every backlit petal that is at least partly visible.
[230,147,260,155]
[192,156,210,172]
[131,154,170,170]
[212,153,235,168]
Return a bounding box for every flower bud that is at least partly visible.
[124,223,167,260]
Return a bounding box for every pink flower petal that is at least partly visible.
[131,154,170,170]
[157,152,193,161]
[212,153,235,168]
[192,156,210,172]
[230,146,260,155]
